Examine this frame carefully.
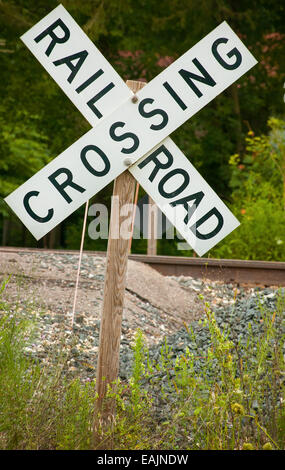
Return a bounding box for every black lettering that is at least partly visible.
[48,168,85,204]
[179,58,216,98]
[158,168,190,199]
[109,121,139,154]
[76,69,104,93]
[53,50,88,83]
[190,207,224,239]
[34,18,70,56]
[163,81,187,110]
[171,191,204,224]
[80,145,110,176]
[138,145,173,182]
[212,37,242,70]
[138,98,169,131]
[23,191,53,223]
[87,83,115,119]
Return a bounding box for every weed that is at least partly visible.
[0,275,284,450]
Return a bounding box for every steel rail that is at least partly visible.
[0,247,285,286]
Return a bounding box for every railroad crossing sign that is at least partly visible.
[4,4,257,256]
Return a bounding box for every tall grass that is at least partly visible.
[0,276,284,450]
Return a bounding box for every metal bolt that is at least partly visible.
[131,95,138,103]
[124,158,133,166]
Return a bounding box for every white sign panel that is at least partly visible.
[5,5,257,255]
[21,4,132,125]
[130,138,239,256]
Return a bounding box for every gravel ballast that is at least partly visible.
[0,251,284,385]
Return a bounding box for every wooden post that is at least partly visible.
[2,218,10,246]
[93,80,146,447]
[147,196,157,255]
[128,181,140,253]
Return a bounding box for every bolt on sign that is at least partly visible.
[4,4,257,256]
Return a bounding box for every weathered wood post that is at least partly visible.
[128,181,140,253]
[93,80,146,446]
[147,196,157,256]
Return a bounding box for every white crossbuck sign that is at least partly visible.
[5,4,257,256]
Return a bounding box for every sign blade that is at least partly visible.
[20,4,132,125]
[130,138,239,257]
[5,7,257,254]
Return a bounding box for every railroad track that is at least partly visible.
[1,246,285,286]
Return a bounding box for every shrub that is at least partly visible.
[210,117,285,261]
[0,276,284,450]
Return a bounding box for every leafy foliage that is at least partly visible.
[0,277,284,449]
[210,118,285,260]
[0,0,284,257]
[0,109,51,209]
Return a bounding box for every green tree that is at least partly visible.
[0,109,51,201]
[0,0,284,254]
[210,117,285,260]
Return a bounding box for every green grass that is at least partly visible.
[0,276,284,450]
